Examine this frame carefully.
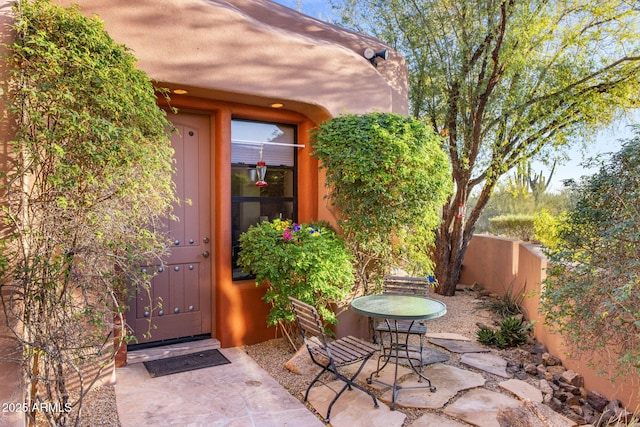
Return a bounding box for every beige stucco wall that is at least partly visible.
[53,0,408,123]
[461,234,640,411]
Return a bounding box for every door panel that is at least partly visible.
[128,113,212,344]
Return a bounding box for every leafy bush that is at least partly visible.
[311,113,452,293]
[237,219,355,326]
[533,209,567,250]
[476,316,530,349]
[489,214,535,241]
[541,134,640,376]
[0,1,175,424]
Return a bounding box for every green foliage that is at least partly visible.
[0,1,176,424]
[311,113,452,293]
[338,0,640,296]
[488,214,536,241]
[237,219,355,326]
[473,183,574,234]
[541,132,640,376]
[476,316,529,349]
[478,281,525,318]
[533,209,567,250]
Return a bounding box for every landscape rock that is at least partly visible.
[560,370,584,388]
[601,399,632,425]
[531,342,547,355]
[585,390,609,412]
[496,400,577,427]
[542,352,563,366]
[547,365,567,376]
[537,379,554,395]
[284,338,324,375]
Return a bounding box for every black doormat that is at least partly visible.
[143,349,231,378]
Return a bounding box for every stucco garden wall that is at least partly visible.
[460,234,640,411]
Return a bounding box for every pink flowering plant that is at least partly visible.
[237,219,354,326]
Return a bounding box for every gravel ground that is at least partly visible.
[72,385,120,427]
[244,288,501,425]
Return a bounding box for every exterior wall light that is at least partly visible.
[363,48,389,67]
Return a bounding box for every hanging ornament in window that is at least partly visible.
[255,145,268,187]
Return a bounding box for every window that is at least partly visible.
[231,120,297,280]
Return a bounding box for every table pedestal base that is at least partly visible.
[366,320,436,409]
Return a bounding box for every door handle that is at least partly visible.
[202,251,210,258]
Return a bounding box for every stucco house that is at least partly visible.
[0,0,408,369]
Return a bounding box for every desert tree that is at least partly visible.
[338,0,640,294]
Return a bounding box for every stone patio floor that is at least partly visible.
[115,334,578,426]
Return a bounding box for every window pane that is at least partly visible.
[231,119,297,281]
[231,165,294,198]
[231,201,294,280]
[231,121,295,166]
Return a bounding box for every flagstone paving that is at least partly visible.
[116,336,578,427]
[497,400,577,427]
[443,388,522,427]
[408,412,469,426]
[306,337,577,427]
[425,332,471,341]
[307,380,407,427]
[499,378,543,403]
[461,352,512,378]
[429,337,490,353]
[377,364,485,410]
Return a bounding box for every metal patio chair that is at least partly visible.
[288,297,379,423]
[375,275,434,375]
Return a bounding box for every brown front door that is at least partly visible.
[128,113,212,344]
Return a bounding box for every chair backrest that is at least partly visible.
[382,275,433,297]
[289,297,328,347]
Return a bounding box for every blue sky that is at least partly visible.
[273,0,638,192]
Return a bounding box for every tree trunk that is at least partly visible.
[434,180,495,296]
[434,217,470,296]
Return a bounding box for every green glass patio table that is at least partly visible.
[350,294,447,409]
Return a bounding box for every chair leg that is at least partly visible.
[304,365,330,402]
[324,357,378,423]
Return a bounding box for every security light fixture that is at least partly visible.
[363,48,389,67]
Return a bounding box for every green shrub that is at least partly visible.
[533,209,567,250]
[541,135,640,377]
[0,0,176,424]
[477,281,525,318]
[311,113,452,292]
[489,214,536,241]
[476,316,530,349]
[237,219,355,326]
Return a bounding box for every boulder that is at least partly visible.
[284,338,324,375]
